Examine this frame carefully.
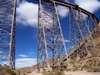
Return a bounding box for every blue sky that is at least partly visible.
[0,0,100,68]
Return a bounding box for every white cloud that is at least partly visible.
[16,1,38,27]
[0,61,7,65]
[65,39,70,43]
[0,51,7,61]
[16,0,69,28]
[75,0,100,13]
[16,58,37,68]
[0,51,3,54]
[58,0,100,18]
[18,54,29,58]
[57,6,69,17]
[16,0,100,28]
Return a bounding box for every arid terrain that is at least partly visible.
[64,72,100,75]
[27,71,100,75]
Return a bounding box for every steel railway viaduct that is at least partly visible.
[0,0,100,70]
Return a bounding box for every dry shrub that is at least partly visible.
[42,70,65,75]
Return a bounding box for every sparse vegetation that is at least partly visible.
[42,70,65,75]
[80,57,100,72]
[65,57,100,72]
[0,65,16,75]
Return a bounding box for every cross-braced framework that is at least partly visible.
[38,0,67,70]
[38,0,99,70]
[0,0,16,69]
[0,0,99,70]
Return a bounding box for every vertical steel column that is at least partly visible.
[38,0,66,70]
[38,0,49,70]
[8,0,16,69]
[0,0,16,69]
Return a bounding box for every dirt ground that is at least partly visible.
[28,71,42,75]
[28,71,100,75]
[64,71,100,75]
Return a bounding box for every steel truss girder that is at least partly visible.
[38,0,66,70]
[38,0,99,70]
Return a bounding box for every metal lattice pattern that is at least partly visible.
[38,0,99,70]
[0,0,99,70]
[0,0,16,69]
[38,0,66,70]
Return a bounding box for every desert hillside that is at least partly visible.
[62,22,100,72]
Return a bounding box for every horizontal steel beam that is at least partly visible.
[46,0,99,23]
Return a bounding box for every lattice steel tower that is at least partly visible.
[0,0,16,69]
[37,0,66,70]
[37,0,99,71]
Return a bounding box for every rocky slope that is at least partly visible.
[63,22,100,72]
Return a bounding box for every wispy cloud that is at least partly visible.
[18,54,29,58]
[75,0,100,13]
[0,51,3,54]
[16,0,69,28]
[58,6,69,17]
[16,58,37,68]
[16,0,100,28]
[65,39,70,43]
[16,1,38,27]
[59,0,100,17]
[0,51,7,61]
